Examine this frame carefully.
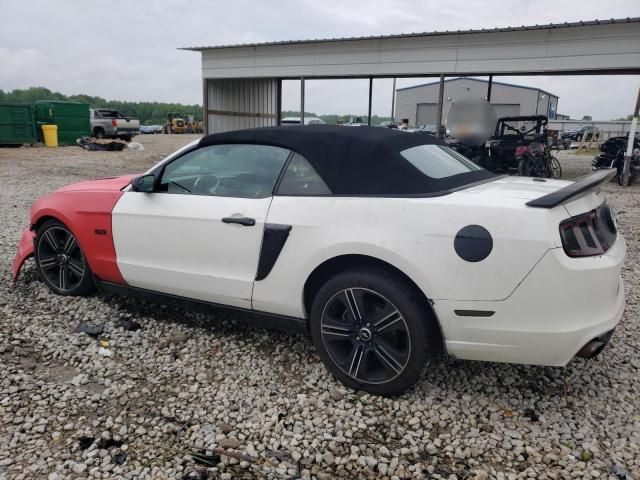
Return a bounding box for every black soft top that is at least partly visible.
[199,125,494,195]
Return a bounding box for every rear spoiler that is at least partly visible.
[526,169,616,208]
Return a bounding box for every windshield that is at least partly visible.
[400,145,483,179]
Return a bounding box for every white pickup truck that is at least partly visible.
[90,109,140,141]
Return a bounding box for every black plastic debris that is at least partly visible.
[523,408,540,422]
[97,438,123,449]
[76,136,126,151]
[78,436,95,450]
[191,451,220,467]
[118,318,142,331]
[114,451,127,465]
[74,323,104,337]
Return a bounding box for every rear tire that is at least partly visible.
[309,267,437,396]
[94,128,105,139]
[35,219,95,296]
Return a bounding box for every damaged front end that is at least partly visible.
[12,227,36,281]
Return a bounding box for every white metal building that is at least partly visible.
[395,78,559,127]
[182,18,640,134]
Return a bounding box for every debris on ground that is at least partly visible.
[78,436,94,450]
[76,136,126,151]
[73,323,104,337]
[191,451,220,467]
[523,408,540,422]
[113,451,127,465]
[118,318,142,331]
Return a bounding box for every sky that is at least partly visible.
[1,0,639,120]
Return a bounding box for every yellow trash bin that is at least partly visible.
[41,124,58,148]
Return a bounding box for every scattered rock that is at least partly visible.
[2,143,638,479]
[218,438,242,449]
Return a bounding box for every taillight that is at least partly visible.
[559,204,616,257]
[112,119,117,127]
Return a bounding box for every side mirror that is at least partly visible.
[131,174,155,193]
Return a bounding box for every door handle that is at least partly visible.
[222,216,256,226]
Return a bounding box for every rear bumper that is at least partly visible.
[12,227,36,281]
[436,236,626,366]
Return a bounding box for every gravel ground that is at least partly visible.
[1,136,639,480]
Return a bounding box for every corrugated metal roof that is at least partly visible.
[181,17,640,51]
[396,77,558,98]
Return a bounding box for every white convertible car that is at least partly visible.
[13,126,626,395]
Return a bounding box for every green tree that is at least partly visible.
[0,87,203,125]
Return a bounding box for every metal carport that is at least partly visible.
[183,17,640,136]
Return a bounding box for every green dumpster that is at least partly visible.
[0,103,37,145]
[34,101,91,145]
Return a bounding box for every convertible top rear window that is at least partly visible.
[400,145,482,179]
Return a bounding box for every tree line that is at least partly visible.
[0,87,203,125]
[0,88,393,126]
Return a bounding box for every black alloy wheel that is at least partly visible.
[35,220,95,296]
[310,267,435,396]
[320,287,411,384]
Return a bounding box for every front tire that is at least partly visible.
[310,267,436,396]
[35,220,95,296]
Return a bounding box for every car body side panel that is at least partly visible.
[252,190,561,318]
[28,190,127,284]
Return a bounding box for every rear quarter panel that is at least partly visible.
[252,194,563,318]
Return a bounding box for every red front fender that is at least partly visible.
[12,228,36,281]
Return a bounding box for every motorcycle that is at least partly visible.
[592,136,640,186]
[517,142,562,179]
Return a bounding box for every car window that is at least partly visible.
[158,144,291,198]
[400,145,483,179]
[277,153,331,195]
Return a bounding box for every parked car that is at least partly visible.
[140,124,163,134]
[561,125,599,148]
[281,116,325,125]
[13,126,626,396]
[90,109,140,141]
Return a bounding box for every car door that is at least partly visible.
[111,143,291,308]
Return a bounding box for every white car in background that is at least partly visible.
[13,125,626,396]
[281,116,325,125]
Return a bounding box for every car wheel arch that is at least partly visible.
[302,253,445,353]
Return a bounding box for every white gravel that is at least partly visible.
[0,136,638,479]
